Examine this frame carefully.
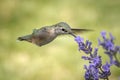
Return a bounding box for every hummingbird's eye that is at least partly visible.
[62,28,67,32]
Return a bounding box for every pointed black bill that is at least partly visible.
[69,32,76,38]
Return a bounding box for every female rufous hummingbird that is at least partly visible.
[17,22,92,46]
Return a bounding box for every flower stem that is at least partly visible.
[114,54,119,62]
[106,77,109,80]
[90,52,93,58]
[100,67,104,73]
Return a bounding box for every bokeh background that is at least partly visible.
[0,0,120,80]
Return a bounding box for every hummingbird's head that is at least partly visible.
[54,22,76,37]
[17,34,32,43]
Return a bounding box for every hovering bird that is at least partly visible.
[17,22,92,46]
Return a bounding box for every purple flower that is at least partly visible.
[82,56,102,68]
[106,41,114,51]
[98,38,114,51]
[93,48,98,57]
[92,56,102,68]
[74,31,120,80]
[75,36,85,51]
[99,62,111,79]
[84,65,99,80]
[75,36,84,43]
[102,62,111,73]
[99,31,115,51]
[101,31,107,40]
[98,31,120,67]
[86,40,92,50]
[84,65,92,80]
[113,60,120,67]
[82,56,91,60]
[75,36,92,54]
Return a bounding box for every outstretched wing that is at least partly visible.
[71,28,94,34]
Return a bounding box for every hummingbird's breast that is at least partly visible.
[32,27,57,46]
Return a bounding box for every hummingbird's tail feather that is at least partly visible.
[71,29,94,34]
[17,37,25,41]
[17,34,32,42]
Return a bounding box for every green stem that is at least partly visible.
[106,77,109,80]
[99,67,109,80]
[100,67,104,73]
[90,52,93,58]
[114,54,119,62]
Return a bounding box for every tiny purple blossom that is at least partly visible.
[101,31,107,39]
[99,62,111,79]
[84,65,99,80]
[113,60,120,67]
[75,36,92,54]
[82,55,102,68]
[84,65,92,80]
[106,40,114,51]
[85,40,89,47]
[75,36,84,43]
[92,56,102,68]
[102,62,111,72]
[82,56,91,60]
[93,48,98,57]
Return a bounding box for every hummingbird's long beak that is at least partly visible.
[69,32,76,38]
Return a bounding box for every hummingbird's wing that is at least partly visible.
[71,29,93,34]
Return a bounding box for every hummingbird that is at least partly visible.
[17,22,92,46]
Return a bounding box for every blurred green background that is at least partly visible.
[0,0,120,80]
